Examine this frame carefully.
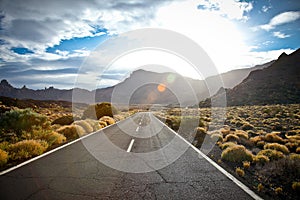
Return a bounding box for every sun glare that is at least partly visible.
[157,83,166,93]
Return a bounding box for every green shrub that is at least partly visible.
[0,109,49,137]
[8,140,48,161]
[0,149,8,166]
[253,154,270,165]
[99,116,116,126]
[264,143,289,154]
[51,115,74,125]
[257,149,284,161]
[41,132,66,146]
[82,102,118,120]
[221,145,253,163]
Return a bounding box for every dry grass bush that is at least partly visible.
[221,145,253,163]
[289,153,300,161]
[235,130,249,140]
[82,102,118,120]
[99,121,108,128]
[250,136,263,145]
[257,140,266,148]
[210,132,223,142]
[57,125,85,140]
[275,187,283,195]
[99,116,115,126]
[243,161,250,169]
[224,133,239,142]
[84,119,101,131]
[257,149,284,161]
[235,167,245,177]
[0,149,8,166]
[113,114,125,122]
[257,183,264,192]
[74,120,93,133]
[264,132,285,143]
[194,127,207,147]
[220,126,231,136]
[220,142,237,150]
[264,143,290,154]
[8,139,48,161]
[296,147,300,154]
[241,122,254,131]
[51,115,74,125]
[253,154,270,165]
[292,182,300,192]
[41,131,66,146]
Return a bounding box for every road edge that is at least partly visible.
[154,115,263,200]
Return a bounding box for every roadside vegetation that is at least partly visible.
[0,99,132,171]
[156,104,300,200]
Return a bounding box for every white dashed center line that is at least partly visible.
[126,139,135,152]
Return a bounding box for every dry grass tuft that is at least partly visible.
[292,182,300,192]
[264,143,290,154]
[257,149,284,161]
[99,116,116,126]
[8,140,48,161]
[221,145,253,163]
[74,120,94,133]
[264,132,284,143]
[224,133,239,142]
[235,167,245,177]
[0,149,8,167]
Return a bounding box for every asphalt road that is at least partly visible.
[0,112,257,200]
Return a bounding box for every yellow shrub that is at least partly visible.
[257,141,266,148]
[289,153,300,161]
[74,120,93,133]
[194,127,207,147]
[235,167,245,177]
[275,187,283,195]
[99,121,108,128]
[0,149,8,167]
[257,149,284,161]
[41,131,66,146]
[99,116,115,126]
[250,136,262,144]
[264,132,284,143]
[8,140,48,161]
[220,142,237,150]
[235,130,249,140]
[243,161,250,169]
[224,134,239,142]
[296,147,300,154]
[253,154,270,165]
[57,125,85,139]
[257,183,264,192]
[210,132,223,142]
[84,119,101,131]
[221,145,253,163]
[264,143,289,154]
[292,182,300,192]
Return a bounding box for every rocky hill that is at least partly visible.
[200,49,300,107]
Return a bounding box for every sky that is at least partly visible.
[0,0,299,89]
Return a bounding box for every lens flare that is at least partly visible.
[157,83,166,92]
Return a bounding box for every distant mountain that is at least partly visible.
[200,49,300,107]
[0,59,278,105]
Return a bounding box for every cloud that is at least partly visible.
[0,0,174,61]
[273,31,291,39]
[197,0,253,20]
[259,11,300,31]
[262,5,272,13]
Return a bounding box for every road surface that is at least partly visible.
[0,112,258,199]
